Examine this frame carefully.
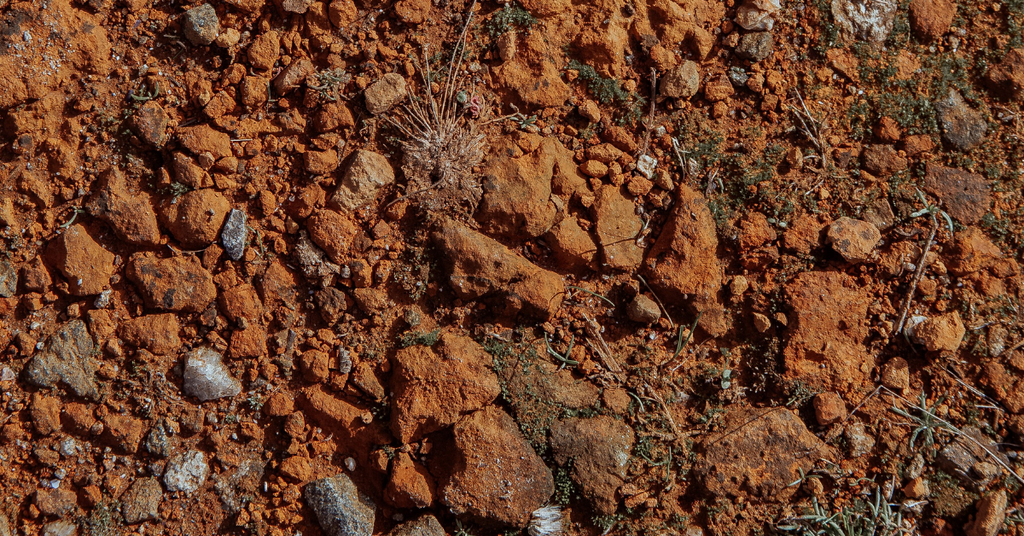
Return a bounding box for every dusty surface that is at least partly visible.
[1,0,1024,535]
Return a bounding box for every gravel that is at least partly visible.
[164,451,210,493]
[182,347,241,402]
[305,474,376,536]
[221,208,248,261]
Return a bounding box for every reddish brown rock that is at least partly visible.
[813,392,847,426]
[35,488,77,517]
[273,58,313,96]
[385,452,436,509]
[477,138,559,238]
[923,164,991,225]
[783,214,825,254]
[121,314,182,355]
[47,224,116,296]
[307,209,359,265]
[126,253,217,313]
[103,413,147,453]
[908,312,965,352]
[30,393,62,436]
[390,332,501,443]
[784,271,873,394]
[738,212,777,249]
[695,407,835,501]
[305,150,340,175]
[827,217,880,263]
[544,217,597,271]
[248,31,280,71]
[438,406,554,527]
[176,124,232,159]
[861,144,907,176]
[280,456,314,482]
[592,185,643,271]
[550,416,634,515]
[364,73,408,115]
[948,227,1003,275]
[909,0,956,41]
[987,49,1024,100]
[704,74,735,102]
[433,219,563,319]
[880,357,911,391]
[87,169,162,246]
[395,0,431,23]
[219,284,263,323]
[229,324,267,358]
[133,101,169,147]
[265,393,295,417]
[163,189,231,248]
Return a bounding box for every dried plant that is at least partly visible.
[389,0,486,213]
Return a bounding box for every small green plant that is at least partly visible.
[398,329,441,348]
[487,3,536,37]
[909,189,955,234]
[544,334,578,367]
[566,60,632,105]
[247,393,264,411]
[890,392,950,449]
[130,80,160,102]
[309,68,351,102]
[777,488,909,536]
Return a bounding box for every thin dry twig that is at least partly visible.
[581,312,624,382]
[894,215,939,336]
[637,68,658,158]
[636,275,674,329]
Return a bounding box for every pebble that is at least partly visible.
[0,260,16,297]
[387,516,446,536]
[659,61,700,99]
[934,89,987,151]
[183,347,242,401]
[844,421,875,458]
[907,312,965,352]
[183,4,220,46]
[703,74,735,102]
[47,224,116,296]
[968,490,1007,536]
[626,295,661,324]
[550,416,634,514]
[248,31,280,71]
[42,521,76,536]
[305,474,376,536]
[364,73,408,115]
[826,217,880,263]
[636,154,657,179]
[332,150,396,210]
[163,189,231,248]
[24,320,100,401]
[126,253,216,312]
[221,209,248,261]
[164,451,210,493]
[813,392,847,425]
[735,32,774,61]
[132,101,169,147]
[121,477,163,523]
[880,357,910,390]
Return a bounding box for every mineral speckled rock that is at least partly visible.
[221,209,248,261]
[24,320,100,401]
[164,450,210,493]
[386,516,446,536]
[550,416,634,514]
[121,477,163,523]
[0,259,16,297]
[182,347,241,401]
[183,3,220,46]
[331,150,396,210]
[305,474,376,536]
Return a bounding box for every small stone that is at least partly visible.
[908,312,965,352]
[0,512,11,536]
[35,488,77,517]
[735,32,773,61]
[550,416,634,515]
[265,392,295,417]
[831,0,898,44]
[221,209,248,261]
[87,169,162,246]
[164,450,210,493]
[306,150,340,175]
[30,393,62,435]
[305,474,376,536]
[273,58,314,96]
[0,260,16,297]
[281,456,314,482]
[593,185,643,271]
[844,421,875,458]
[24,320,99,401]
[735,0,780,30]
[923,164,991,225]
[183,4,220,46]
[627,295,661,324]
[659,60,700,99]
[902,477,929,499]
[909,0,956,41]
[384,452,436,509]
[986,49,1024,100]
[163,189,231,248]
[636,154,657,179]
[386,516,446,536]
[42,521,76,536]
[282,0,313,13]
[214,27,240,48]
[47,224,116,296]
[248,31,280,71]
[934,90,987,151]
[967,490,1007,536]
[121,477,163,523]
[331,150,395,210]
[364,73,407,114]
[703,74,735,102]
[578,100,600,122]
[133,101,169,147]
[827,217,881,263]
[880,357,910,390]
[579,160,608,178]
[126,253,216,312]
[544,218,597,271]
[144,421,177,458]
[813,392,847,426]
[183,347,242,401]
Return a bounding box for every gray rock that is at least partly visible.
[24,320,99,401]
[221,209,248,261]
[831,0,897,44]
[659,60,700,99]
[844,421,875,457]
[215,458,265,514]
[122,477,162,523]
[627,295,661,324]
[305,474,376,536]
[183,3,220,46]
[387,516,446,536]
[331,150,395,210]
[182,347,241,402]
[727,67,749,87]
[364,73,408,115]
[164,450,209,493]
[736,32,774,61]
[144,421,176,458]
[0,512,12,536]
[0,260,16,297]
[42,521,76,536]
[934,90,987,151]
[938,426,1008,487]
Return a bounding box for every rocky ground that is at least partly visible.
[0,0,1023,535]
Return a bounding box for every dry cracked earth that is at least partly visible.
[1,0,1024,535]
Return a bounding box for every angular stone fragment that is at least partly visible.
[122,477,162,523]
[164,450,210,493]
[47,224,116,296]
[331,150,395,210]
[183,3,220,46]
[364,73,407,114]
[305,474,376,536]
[126,253,216,312]
[183,347,241,401]
[221,209,248,261]
[550,416,633,514]
[24,320,99,401]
